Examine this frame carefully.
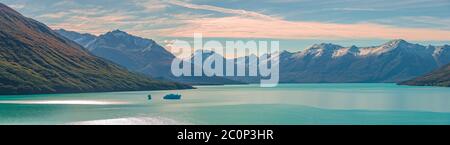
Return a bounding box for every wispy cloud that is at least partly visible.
[3,0,449,41]
[331,8,383,12]
[137,0,170,12]
[37,12,69,19]
[155,0,450,41]
[166,0,278,20]
[7,3,25,9]
[369,16,450,31]
[45,8,136,35]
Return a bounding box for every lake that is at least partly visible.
[0,83,449,125]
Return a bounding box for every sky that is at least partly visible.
[1,0,450,52]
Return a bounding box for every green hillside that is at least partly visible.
[0,3,192,95]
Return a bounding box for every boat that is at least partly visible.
[147,95,152,100]
[163,94,182,100]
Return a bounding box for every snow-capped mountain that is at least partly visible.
[292,39,433,58]
[56,29,450,84]
[280,39,450,83]
[56,29,175,77]
[235,40,450,83]
[431,45,450,66]
[56,29,244,85]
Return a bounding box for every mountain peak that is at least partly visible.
[56,28,68,32]
[190,49,226,60]
[349,45,358,50]
[308,43,343,52]
[56,28,75,33]
[56,28,96,36]
[313,43,342,48]
[384,39,409,47]
[281,50,292,55]
[105,29,129,37]
[111,29,126,33]
[312,43,343,50]
[100,29,158,43]
[390,39,407,42]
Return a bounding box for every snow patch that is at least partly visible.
[332,48,350,58]
[359,46,393,56]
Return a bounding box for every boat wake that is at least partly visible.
[68,116,187,125]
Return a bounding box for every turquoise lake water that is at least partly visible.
[0,83,449,125]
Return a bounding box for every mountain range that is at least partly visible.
[56,29,175,76]
[1,1,448,97]
[56,29,243,85]
[57,28,450,85]
[0,3,191,95]
[278,40,450,83]
[186,40,450,84]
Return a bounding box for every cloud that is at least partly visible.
[142,0,169,12]
[369,16,450,31]
[7,4,25,9]
[25,0,450,41]
[37,12,69,19]
[153,0,450,41]
[46,10,136,35]
[166,0,278,20]
[159,16,450,41]
[331,8,383,12]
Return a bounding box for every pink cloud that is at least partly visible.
[159,16,450,41]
